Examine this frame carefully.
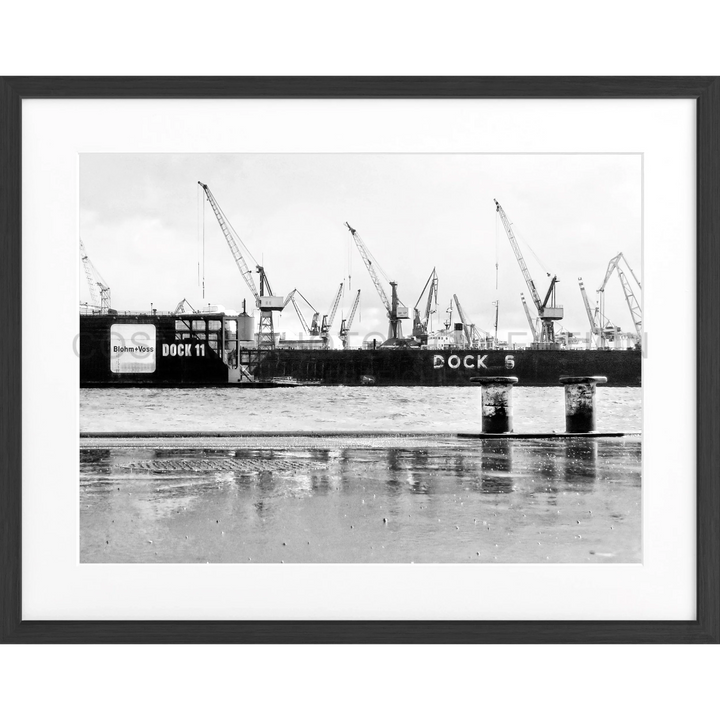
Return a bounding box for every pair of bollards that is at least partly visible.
[470,375,608,434]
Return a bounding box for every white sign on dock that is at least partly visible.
[110,324,156,373]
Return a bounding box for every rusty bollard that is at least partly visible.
[559,376,607,433]
[470,376,518,433]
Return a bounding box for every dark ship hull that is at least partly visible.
[79,313,641,388]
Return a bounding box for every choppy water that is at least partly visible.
[80,386,642,434]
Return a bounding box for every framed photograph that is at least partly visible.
[1,77,718,643]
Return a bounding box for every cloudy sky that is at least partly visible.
[80,153,641,346]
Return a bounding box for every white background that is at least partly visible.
[22,98,694,622]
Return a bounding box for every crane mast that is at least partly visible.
[339,290,361,349]
[321,283,344,348]
[494,199,562,346]
[345,222,406,341]
[199,181,284,350]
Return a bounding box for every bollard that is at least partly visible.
[470,376,518,433]
[559,376,607,433]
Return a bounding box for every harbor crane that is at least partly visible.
[453,294,491,349]
[412,268,439,343]
[321,282,344,348]
[495,199,563,345]
[339,290,361,349]
[579,278,623,348]
[173,298,197,315]
[199,182,285,350]
[79,238,112,313]
[345,222,408,341]
[282,289,320,337]
[578,278,601,346]
[598,252,642,347]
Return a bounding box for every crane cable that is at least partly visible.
[205,189,261,271]
[197,184,208,298]
[364,243,391,284]
[513,223,551,277]
[347,234,352,291]
[495,212,499,291]
[197,186,201,290]
[497,201,553,278]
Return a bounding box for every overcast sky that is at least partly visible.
[80,153,641,346]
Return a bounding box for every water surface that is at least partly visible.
[80,386,642,434]
[80,436,641,564]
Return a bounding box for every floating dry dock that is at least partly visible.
[79,312,641,388]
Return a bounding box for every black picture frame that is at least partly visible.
[1,76,718,644]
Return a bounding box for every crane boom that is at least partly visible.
[79,237,111,313]
[453,294,473,347]
[415,268,438,323]
[494,200,542,309]
[295,290,320,335]
[198,182,261,303]
[345,222,405,341]
[321,283,344,347]
[291,296,311,335]
[598,253,642,340]
[173,298,197,314]
[578,279,597,335]
[424,273,438,326]
[80,238,100,307]
[495,199,562,345]
[520,293,539,343]
[282,289,320,337]
[600,252,642,292]
[347,289,361,329]
[453,295,490,348]
[345,222,391,313]
[324,283,343,331]
[615,265,642,337]
[340,290,361,349]
[199,181,284,350]
[413,268,438,340]
[283,289,296,310]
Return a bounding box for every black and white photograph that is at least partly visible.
[79,152,642,564]
[5,73,720,647]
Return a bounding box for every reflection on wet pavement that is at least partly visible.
[80,436,641,564]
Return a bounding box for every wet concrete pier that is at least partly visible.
[80,433,641,564]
